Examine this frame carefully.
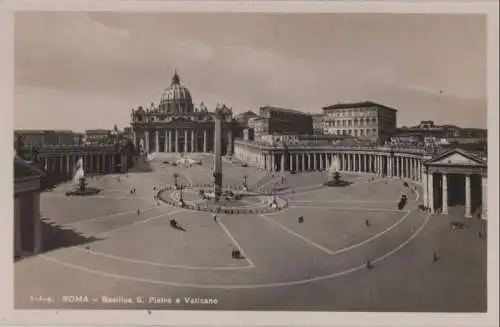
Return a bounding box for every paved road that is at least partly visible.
[15,155,487,312]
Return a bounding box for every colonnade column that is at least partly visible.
[184,130,188,153]
[191,130,195,153]
[281,154,285,172]
[203,129,207,153]
[482,176,487,220]
[465,174,472,218]
[412,159,418,181]
[167,130,172,152]
[101,154,106,173]
[164,130,169,152]
[428,172,434,212]
[295,154,299,172]
[144,131,150,153]
[410,158,414,179]
[422,170,428,207]
[175,130,179,152]
[66,155,70,176]
[289,154,294,172]
[418,160,422,181]
[155,130,159,153]
[405,157,410,178]
[442,173,449,214]
[387,156,391,177]
[302,154,305,171]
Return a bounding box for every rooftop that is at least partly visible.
[323,101,398,112]
[260,105,312,117]
[14,156,45,180]
[235,110,258,118]
[15,129,75,134]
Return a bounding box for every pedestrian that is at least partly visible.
[298,216,304,223]
[137,209,140,215]
[366,261,374,269]
[433,253,440,262]
[365,219,370,226]
[213,214,217,222]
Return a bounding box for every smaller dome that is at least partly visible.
[159,71,194,114]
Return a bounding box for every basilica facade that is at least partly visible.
[130,72,235,156]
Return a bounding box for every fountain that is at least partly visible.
[324,155,350,187]
[65,157,101,196]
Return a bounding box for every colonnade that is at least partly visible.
[234,145,424,182]
[39,151,126,179]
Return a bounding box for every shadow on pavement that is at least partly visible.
[14,215,102,263]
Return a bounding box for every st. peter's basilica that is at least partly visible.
[130,72,235,156]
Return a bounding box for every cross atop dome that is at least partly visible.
[171,69,180,85]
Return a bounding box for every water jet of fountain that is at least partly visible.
[73,157,85,184]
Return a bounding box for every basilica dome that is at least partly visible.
[159,72,194,114]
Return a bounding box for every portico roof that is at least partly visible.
[14,156,45,181]
[425,148,486,168]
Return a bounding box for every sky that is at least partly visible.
[14,12,487,132]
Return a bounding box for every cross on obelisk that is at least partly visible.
[213,107,223,198]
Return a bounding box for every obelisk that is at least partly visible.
[213,107,223,197]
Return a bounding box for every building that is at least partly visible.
[14,130,79,147]
[312,113,326,135]
[84,129,112,145]
[14,156,44,259]
[253,105,313,140]
[234,110,258,127]
[242,128,255,141]
[73,132,85,145]
[130,72,235,156]
[322,101,397,141]
[394,121,487,142]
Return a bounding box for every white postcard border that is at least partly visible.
[0,1,498,327]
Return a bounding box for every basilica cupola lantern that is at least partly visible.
[159,71,194,114]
